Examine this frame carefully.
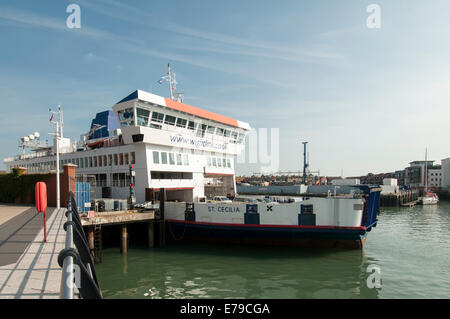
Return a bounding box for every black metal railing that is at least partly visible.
[58,191,102,299]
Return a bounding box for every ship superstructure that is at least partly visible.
[4,89,250,203]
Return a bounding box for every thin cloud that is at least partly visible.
[0,5,287,87]
[78,0,341,62]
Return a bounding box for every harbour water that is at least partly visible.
[96,202,450,299]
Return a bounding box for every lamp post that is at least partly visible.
[50,105,62,209]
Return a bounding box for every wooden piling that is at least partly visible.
[120,224,128,254]
[159,188,166,247]
[148,222,154,248]
[87,227,95,259]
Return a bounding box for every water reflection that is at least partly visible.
[98,243,381,299]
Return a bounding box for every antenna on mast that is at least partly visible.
[168,63,175,101]
[160,64,184,102]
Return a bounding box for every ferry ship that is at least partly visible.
[3,66,381,249]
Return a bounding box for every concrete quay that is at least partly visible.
[0,205,68,299]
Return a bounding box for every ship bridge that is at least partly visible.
[111,90,251,202]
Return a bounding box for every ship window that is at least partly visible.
[164,115,176,126]
[85,158,88,168]
[224,129,231,137]
[216,128,224,136]
[93,157,97,167]
[151,111,164,123]
[108,155,112,166]
[238,133,245,143]
[150,123,162,129]
[120,153,124,165]
[212,158,217,167]
[114,154,118,166]
[176,118,187,128]
[207,157,211,167]
[153,151,160,164]
[103,155,107,166]
[227,159,231,168]
[161,152,168,164]
[124,154,129,165]
[98,156,102,167]
[217,158,222,167]
[118,108,134,121]
[130,152,136,164]
[137,108,150,126]
[231,131,238,140]
[89,157,93,168]
[169,153,175,165]
[197,124,207,137]
[183,154,189,165]
[207,126,216,134]
[176,153,182,165]
[223,159,227,167]
[187,121,196,130]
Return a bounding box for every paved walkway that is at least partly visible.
[0,206,67,299]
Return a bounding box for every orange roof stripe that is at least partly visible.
[164,98,239,127]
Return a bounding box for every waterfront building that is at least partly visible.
[441,158,450,188]
[404,160,442,189]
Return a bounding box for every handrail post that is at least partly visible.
[59,191,102,299]
[59,202,74,299]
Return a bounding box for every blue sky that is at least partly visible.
[0,0,449,176]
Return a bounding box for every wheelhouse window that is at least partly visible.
[183,154,189,166]
[176,153,182,165]
[137,108,150,126]
[216,128,224,136]
[207,126,216,134]
[151,111,164,123]
[176,118,187,128]
[164,115,176,126]
[197,124,207,137]
[187,121,196,131]
[150,123,162,129]
[118,108,134,127]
